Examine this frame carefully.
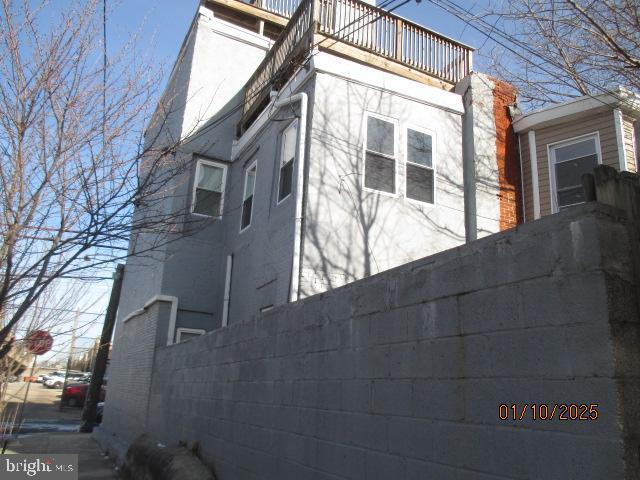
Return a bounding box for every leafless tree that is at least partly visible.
[485,0,640,108]
[0,279,98,419]
[0,0,205,360]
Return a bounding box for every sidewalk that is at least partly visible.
[3,432,120,479]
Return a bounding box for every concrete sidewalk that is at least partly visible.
[3,432,120,479]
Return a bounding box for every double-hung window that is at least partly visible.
[364,115,396,194]
[406,128,435,203]
[241,161,257,231]
[549,134,600,210]
[278,121,297,203]
[192,159,227,217]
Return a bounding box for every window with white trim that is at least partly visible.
[176,328,205,343]
[192,159,227,217]
[364,115,396,194]
[406,128,434,203]
[241,161,257,231]
[550,134,600,209]
[278,121,297,202]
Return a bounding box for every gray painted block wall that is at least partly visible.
[99,202,640,479]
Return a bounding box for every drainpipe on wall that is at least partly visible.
[273,92,308,303]
[222,254,233,327]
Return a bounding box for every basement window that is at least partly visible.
[364,114,396,194]
[278,120,298,203]
[406,127,435,204]
[241,160,257,231]
[175,328,205,343]
[192,159,227,217]
[549,133,601,211]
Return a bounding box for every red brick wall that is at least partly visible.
[492,80,522,229]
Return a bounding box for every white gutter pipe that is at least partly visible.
[274,92,308,303]
[222,254,233,327]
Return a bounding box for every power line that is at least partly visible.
[424,0,633,108]
[183,0,413,146]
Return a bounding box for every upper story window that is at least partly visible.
[192,158,227,217]
[549,133,601,210]
[364,115,396,194]
[278,120,297,203]
[406,128,435,204]
[241,160,257,231]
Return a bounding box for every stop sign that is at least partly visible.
[25,330,54,355]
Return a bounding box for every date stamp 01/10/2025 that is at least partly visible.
[498,403,600,421]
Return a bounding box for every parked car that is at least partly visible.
[44,372,88,389]
[61,382,105,407]
[40,371,66,385]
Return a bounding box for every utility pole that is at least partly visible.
[80,264,124,432]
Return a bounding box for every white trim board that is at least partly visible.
[312,52,465,115]
[528,130,541,220]
[613,109,628,171]
[122,294,179,346]
[513,88,640,133]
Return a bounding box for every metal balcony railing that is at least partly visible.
[240,0,473,131]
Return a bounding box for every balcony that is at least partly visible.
[237,0,474,132]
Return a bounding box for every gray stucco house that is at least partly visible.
[112,0,522,347]
[98,0,640,475]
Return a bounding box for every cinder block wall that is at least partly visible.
[99,202,640,480]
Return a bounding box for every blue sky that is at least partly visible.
[36,0,494,364]
[106,0,494,80]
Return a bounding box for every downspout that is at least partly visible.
[274,92,308,303]
[222,254,233,327]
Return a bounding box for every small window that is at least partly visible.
[364,115,396,194]
[406,128,434,203]
[278,121,297,203]
[550,134,600,210]
[241,161,257,231]
[175,328,205,343]
[192,159,227,217]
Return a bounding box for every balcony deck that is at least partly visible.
[216,0,474,133]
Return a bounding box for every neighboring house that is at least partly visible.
[110,0,522,349]
[513,89,640,220]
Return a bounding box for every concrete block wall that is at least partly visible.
[100,202,640,479]
[102,302,162,444]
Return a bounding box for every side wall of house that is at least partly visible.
[300,63,466,298]
[222,76,316,323]
[114,9,271,342]
[455,73,521,239]
[97,202,640,480]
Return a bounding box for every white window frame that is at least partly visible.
[362,112,399,198]
[277,120,298,205]
[191,158,228,218]
[404,124,437,206]
[547,132,602,213]
[240,159,258,233]
[175,327,206,343]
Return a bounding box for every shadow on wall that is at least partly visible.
[301,79,466,297]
